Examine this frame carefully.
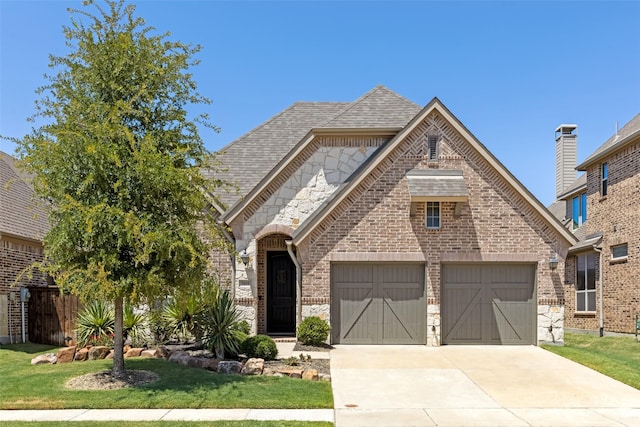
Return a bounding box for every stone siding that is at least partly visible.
[565,139,640,333]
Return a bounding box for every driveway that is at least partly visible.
[331,345,640,426]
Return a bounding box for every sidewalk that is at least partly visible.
[0,408,334,422]
[0,341,335,424]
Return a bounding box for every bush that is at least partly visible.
[234,320,251,335]
[241,335,278,360]
[123,304,149,347]
[297,316,330,346]
[199,288,243,359]
[75,300,115,347]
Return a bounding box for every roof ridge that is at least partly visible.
[216,101,348,153]
[318,86,388,128]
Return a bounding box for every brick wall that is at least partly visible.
[565,140,640,333]
[299,110,568,311]
[0,235,46,343]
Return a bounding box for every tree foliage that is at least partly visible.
[13,0,226,375]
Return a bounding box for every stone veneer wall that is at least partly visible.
[0,236,47,344]
[296,110,569,345]
[564,139,640,333]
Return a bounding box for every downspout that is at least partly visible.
[593,245,604,337]
[21,299,26,343]
[285,240,302,328]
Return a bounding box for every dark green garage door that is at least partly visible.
[331,263,425,344]
[442,263,536,345]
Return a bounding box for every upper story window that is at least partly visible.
[426,201,440,229]
[427,135,439,161]
[571,192,587,229]
[601,162,608,196]
[611,243,628,260]
[576,252,596,312]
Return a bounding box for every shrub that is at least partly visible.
[75,300,115,347]
[199,288,243,359]
[241,335,278,360]
[234,320,251,335]
[123,304,149,347]
[297,316,330,346]
[161,294,204,343]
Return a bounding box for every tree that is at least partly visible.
[13,0,225,376]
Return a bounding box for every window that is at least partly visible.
[571,192,587,229]
[426,201,440,229]
[611,243,628,260]
[427,135,438,161]
[601,162,608,196]
[576,253,596,312]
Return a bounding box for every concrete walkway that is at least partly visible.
[331,345,640,426]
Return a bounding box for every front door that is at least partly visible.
[267,251,296,334]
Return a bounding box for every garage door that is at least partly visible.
[331,263,425,344]
[442,263,536,345]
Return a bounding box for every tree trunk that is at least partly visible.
[112,296,125,377]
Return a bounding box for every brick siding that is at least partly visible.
[565,140,640,333]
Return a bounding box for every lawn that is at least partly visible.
[0,344,333,410]
[542,332,640,390]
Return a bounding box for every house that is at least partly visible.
[0,151,49,344]
[553,115,640,335]
[209,86,576,345]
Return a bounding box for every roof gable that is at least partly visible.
[291,99,577,245]
[0,151,49,241]
[216,86,419,222]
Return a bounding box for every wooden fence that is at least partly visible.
[28,288,82,346]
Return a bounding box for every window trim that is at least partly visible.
[611,243,628,261]
[601,162,608,196]
[425,201,441,229]
[575,252,596,313]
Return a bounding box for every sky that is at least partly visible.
[1,1,639,206]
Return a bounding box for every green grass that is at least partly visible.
[0,343,333,410]
[0,422,332,427]
[542,332,640,389]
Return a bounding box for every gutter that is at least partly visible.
[285,240,302,328]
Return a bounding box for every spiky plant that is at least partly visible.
[199,288,242,359]
[75,300,115,347]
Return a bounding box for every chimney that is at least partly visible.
[555,124,577,199]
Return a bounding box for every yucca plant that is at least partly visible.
[75,300,115,347]
[123,304,148,347]
[199,288,243,359]
[162,293,204,342]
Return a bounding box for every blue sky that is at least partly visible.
[1,1,639,205]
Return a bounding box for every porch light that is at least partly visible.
[548,255,559,270]
[240,249,250,266]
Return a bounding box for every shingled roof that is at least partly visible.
[0,151,49,241]
[210,86,421,208]
[577,113,640,169]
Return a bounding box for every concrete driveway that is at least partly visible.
[331,345,640,426]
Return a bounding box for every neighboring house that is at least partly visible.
[553,115,640,335]
[209,86,576,346]
[0,151,49,344]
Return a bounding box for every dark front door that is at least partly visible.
[267,251,296,334]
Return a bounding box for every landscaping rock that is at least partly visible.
[74,348,89,361]
[124,347,143,358]
[319,373,331,382]
[302,369,318,381]
[88,346,110,360]
[217,360,242,374]
[200,358,220,371]
[56,346,76,364]
[155,346,171,359]
[241,358,264,375]
[106,350,114,359]
[278,368,303,378]
[168,350,190,366]
[141,349,160,358]
[31,353,57,365]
